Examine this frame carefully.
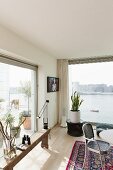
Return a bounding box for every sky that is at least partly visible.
[69,61,113,85]
[1,61,113,87]
[9,65,31,87]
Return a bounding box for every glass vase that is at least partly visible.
[3,138,16,160]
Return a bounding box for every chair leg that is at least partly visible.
[100,154,104,170]
[110,148,113,166]
[82,144,87,169]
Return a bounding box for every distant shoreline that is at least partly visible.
[80,92,113,95]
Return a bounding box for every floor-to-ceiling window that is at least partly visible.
[0,56,38,135]
[69,61,113,124]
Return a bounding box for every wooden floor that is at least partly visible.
[14,125,85,170]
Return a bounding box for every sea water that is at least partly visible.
[80,94,113,124]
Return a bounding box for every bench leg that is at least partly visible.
[4,166,13,170]
[41,134,48,149]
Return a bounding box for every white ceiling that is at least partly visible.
[0,0,113,59]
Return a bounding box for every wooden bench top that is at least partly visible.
[0,128,50,170]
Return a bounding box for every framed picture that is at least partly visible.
[47,77,59,92]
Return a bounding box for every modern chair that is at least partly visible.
[82,123,111,170]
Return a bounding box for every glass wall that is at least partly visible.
[69,62,113,124]
[0,62,37,135]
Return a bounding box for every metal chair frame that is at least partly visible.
[82,123,111,170]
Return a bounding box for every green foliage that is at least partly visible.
[20,81,31,97]
[20,81,31,115]
[4,111,25,128]
[4,112,15,128]
[19,113,24,124]
[0,98,5,102]
[0,112,26,140]
[21,110,31,117]
[71,91,83,111]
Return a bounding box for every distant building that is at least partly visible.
[72,82,113,94]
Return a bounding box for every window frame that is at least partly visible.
[0,54,38,131]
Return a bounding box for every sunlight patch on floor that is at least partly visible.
[58,157,69,170]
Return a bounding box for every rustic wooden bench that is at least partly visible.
[0,128,50,170]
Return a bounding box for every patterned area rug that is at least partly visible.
[66,141,113,170]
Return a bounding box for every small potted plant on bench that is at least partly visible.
[3,111,25,138]
[0,111,25,159]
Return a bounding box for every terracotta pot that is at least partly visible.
[22,116,31,130]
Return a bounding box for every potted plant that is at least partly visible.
[0,111,26,159]
[70,91,83,123]
[22,110,31,130]
[11,113,26,137]
[20,81,31,130]
[4,112,25,138]
[0,116,16,159]
[20,81,31,113]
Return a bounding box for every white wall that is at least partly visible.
[0,25,58,129]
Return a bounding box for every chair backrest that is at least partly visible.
[82,123,94,140]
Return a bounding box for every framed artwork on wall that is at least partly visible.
[47,77,59,92]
